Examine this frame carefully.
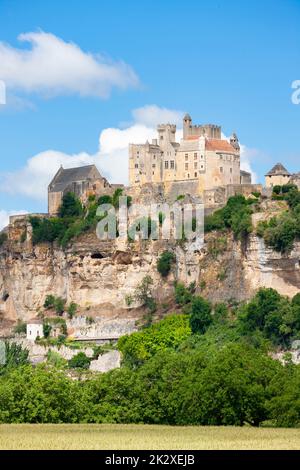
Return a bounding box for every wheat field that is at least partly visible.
[0,424,299,450]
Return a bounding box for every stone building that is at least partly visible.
[129,114,250,195]
[289,172,300,189]
[48,164,117,216]
[265,163,291,188]
[27,319,44,341]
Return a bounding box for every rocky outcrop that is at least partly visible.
[1,209,300,337]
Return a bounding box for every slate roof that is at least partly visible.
[49,165,101,192]
[265,163,290,176]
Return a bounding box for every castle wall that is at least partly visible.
[265,174,290,188]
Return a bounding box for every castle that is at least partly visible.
[129,114,251,193]
[47,114,262,216]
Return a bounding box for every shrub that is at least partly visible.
[44,295,56,309]
[214,303,229,324]
[67,302,78,319]
[134,276,157,315]
[54,297,66,316]
[68,352,91,370]
[58,192,83,218]
[0,342,29,373]
[174,282,193,306]
[118,314,191,365]
[98,195,113,206]
[43,323,52,339]
[0,233,7,247]
[189,296,213,334]
[157,251,176,277]
[13,321,27,335]
[204,195,253,239]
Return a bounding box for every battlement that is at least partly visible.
[157,123,177,132]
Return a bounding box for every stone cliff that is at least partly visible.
[0,209,300,336]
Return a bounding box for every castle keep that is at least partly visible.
[129,114,250,194]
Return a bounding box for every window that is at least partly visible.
[201,165,204,169]
[200,155,204,159]
[170,160,175,169]
[153,155,156,159]
[135,164,138,169]
[185,163,189,170]
[194,172,197,177]
[220,167,223,173]
[160,135,163,140]
[194,162,197,169]
[188,173,190,178]
[165,161,169,169]
[230,168,232,173]
[185,154,188,160]
[194,153,197,159]
[152,164,156,168]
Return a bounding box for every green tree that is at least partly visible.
[0,342,29,375]
[67,302,77,319]
[58,192,83,218]
[157,251,176,277]
[190,296,213,334]
[68,352,91,370]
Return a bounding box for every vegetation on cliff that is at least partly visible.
[29,188,131,247]
[257,186,300,252]
[204,194,255,239]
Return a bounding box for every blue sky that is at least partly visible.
[0,0,300,225]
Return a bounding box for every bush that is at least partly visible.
[68,352,91,370]
[134,276,156,314]
[13,321,27,335]
[43,323,52,339]
[257,212,298,253]
[118,314,191,365]
[0,233,7,247]
[67,302,77,319]
[0,342,29,374]
[98,195,113,206]
[44,295,56,309]
[174,282,193,306]
[157,251,176,277]
[204,195,253,239]
[238,288,294,346]
[190,296,213,334]
[58,192,83,218]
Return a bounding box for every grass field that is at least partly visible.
[0,424,300,450]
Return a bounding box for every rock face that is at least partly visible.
[1,215,300,336]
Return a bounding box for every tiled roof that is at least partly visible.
[265,163,290,176]
[205,139,237,153]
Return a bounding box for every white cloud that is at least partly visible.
[0,31,139,99]
[222,133,257,183]
[240,144,259,183]
[132,105,184,127]
[0,210,28,231]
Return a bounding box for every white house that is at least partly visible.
[26,319,44,341]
